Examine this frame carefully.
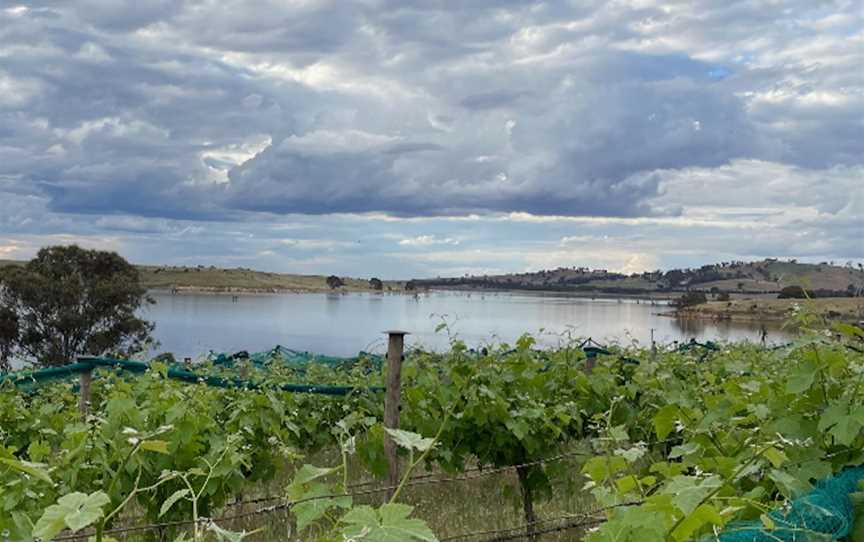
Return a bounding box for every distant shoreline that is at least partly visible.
[669,298,864,324]
[147,285,398,296]
[147,285,681,300]
[415,285,679,301]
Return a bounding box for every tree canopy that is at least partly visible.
[326,275,345,289]
[778,285,809,299]
[0,245,154,369]
[673,291,707,308]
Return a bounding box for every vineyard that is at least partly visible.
[2,317,864,542]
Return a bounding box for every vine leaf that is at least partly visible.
[291,482,352,533]
[653,405,679,440]
[140,440,170,454]
[206,521,262,542]
[33,491,110,541]
[817,400,864,446]
[0,457,53,485]
[384,428,435,452]
[785,359,818,394]
[585,507,667,542]
[768,469,811,499]
[670,504,723,542]
[340,503,438,542]
[660,475,722,516]
[763,447,788,468]
[668,442,700,459]
[293,464,339,485]
[287,465,351,533]
[159,488,191,517]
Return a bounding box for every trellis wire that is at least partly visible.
[49,449,600,541]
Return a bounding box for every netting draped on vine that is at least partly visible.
[0,346,384,395]
[208,345,383,372]
[715,466,864,541]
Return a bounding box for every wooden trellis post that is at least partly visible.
[383,330,407,498]
[78,366,92,418]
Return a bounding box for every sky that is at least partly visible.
[0,1,861,279]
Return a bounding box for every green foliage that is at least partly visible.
[674,291,708,308]
[286,424,440,542]
[3,322,864,541]
[33,491,110,541]
[0,245,154,367]
[580,322,864,541]
[779,285,810,299]
[0,361,380,541]
[850,488,864,542]
[338,504,438,542]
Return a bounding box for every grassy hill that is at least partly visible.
[411,259,864,297]
[3,257,862,297]
[0,260,402,294]
[137,265,403,293]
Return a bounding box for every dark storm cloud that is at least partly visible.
[0,4,301,219]
[223,48,758,217]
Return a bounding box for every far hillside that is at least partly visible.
[410,259,864,297]
[0,260,401,293]
[135,265,402,293]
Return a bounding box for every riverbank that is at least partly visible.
[138,265,404,294]
[672,297,864,324]
[420,285,680,301]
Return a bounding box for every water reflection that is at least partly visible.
[670,316,786,344]
[143,290,794,359]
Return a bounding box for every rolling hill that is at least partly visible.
[0,260,401,293]
[410,259,864,297]
[2,258,862,297]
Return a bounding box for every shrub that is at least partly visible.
[674,291,707,308]
[778,285,809,299]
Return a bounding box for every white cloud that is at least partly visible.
[200,134,271,184]
[280,238,356,250]
[0,72,42,107]
[3,6,28,17]
[64,117,169,145]
[399,235,460,246]
[75,42,112,63]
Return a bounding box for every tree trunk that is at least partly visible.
[516,465,538,541]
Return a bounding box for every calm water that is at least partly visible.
[144,291,791,359]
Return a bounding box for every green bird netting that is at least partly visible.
[208,345,383,373]
[0,348,385,396]
[0,362,93,390]
[715,466,864,541]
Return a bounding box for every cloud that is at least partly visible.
[0,1,860,276]
[398,235,460,246]
[459,90,532,110]
[279,238,357,250]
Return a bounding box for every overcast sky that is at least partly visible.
[0,1,861,278]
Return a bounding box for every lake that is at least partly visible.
[144,290,790,359]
